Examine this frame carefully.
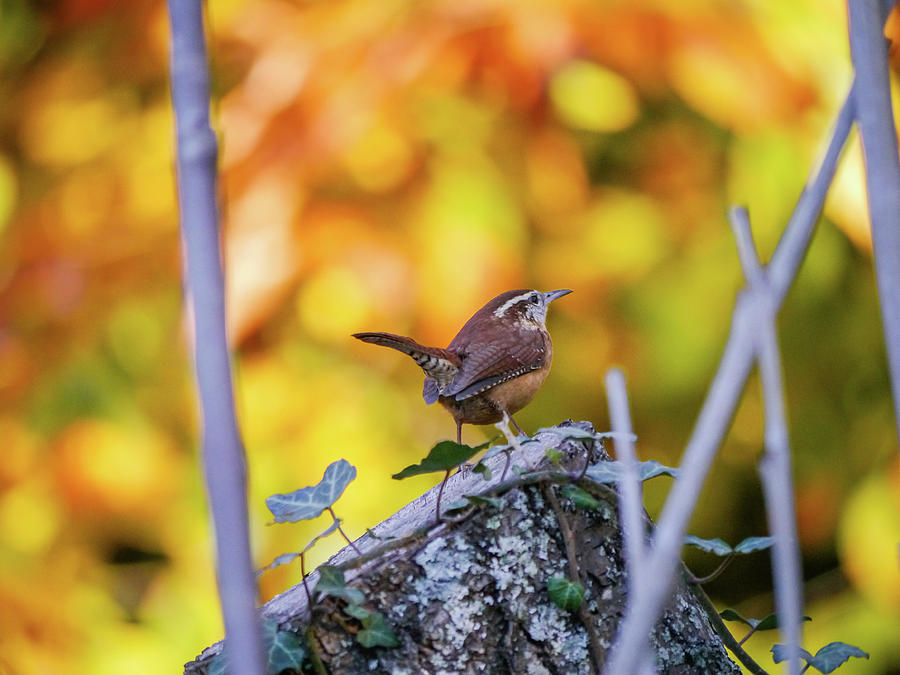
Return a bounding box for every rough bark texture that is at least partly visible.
[185,421,740,674]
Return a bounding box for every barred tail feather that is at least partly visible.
[352,332,460,396]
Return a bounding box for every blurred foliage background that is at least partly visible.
[1,0,899,672]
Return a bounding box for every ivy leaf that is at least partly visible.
[719,608,756,628]
[685,534,774,557]
[262,619,307,673]
[720,609,811,631]
[806,642,869,672]
[559,485,600,510]
[544,448,564,464]
[206,620,307,674]
[344,603,370,620]
[472,462,492,480]
[635,460,679,481]
[463,494,503,509]
[772,642,869,673]
[392,440,491,479]
[755,613,812,631]
[683,535,734,557]
[733,536,774,554]
[536,426,637,444]
[316,565,365,605]
[356,611,399,648]
[585,459,679,485]
[547,576,584,611]
[266,459,357,523]
[206,651,227,675]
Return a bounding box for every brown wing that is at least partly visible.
[444,329,547,401]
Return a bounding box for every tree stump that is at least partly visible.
[185,421,740,674]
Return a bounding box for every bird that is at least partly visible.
[353,288,572,444]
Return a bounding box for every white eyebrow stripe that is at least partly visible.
[492,291,534,318]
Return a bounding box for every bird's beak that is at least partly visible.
[543,289,573,303]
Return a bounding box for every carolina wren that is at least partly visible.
[353,289,571,443]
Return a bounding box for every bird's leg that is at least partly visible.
[508,415,524,437]
[495,409,524,481]
[456,420,463,445]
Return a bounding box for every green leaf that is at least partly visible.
[773,642,869,673]
[316,565,365,605]
[719,608,756,628]
[559,485,600,510]
[256,552,300,578]
[771,644,814,667]
[444,498,470,513]
[266,459,357,523]
[684,534,774,557]
[536,426,637,444]
[392,440,491,479]
[754,613,812,631]
[344,603,370,620]
[807,642,869,672]
[733,536,774,554]
[547,576,584,611]
[463,494,503,509]
[205,651,227,675]
[472,461,492,480]
[585,459,679,485]
[356,611,399,648]
[207,620,307,674]
[720,609,811,632]
[544,448,564,464]
[262,619,307,673]
[684,535,734,557]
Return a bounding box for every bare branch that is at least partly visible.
[729,206,805,675]
[602,85,855,675]
[167,2,264,672]
[847,0,900,448]
[604,370,646,586]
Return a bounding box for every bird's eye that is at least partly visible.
[530,294,540,305]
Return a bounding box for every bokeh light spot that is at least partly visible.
[549,60,639,132]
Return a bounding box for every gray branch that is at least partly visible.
[847,0,900,447]
[167,2,265,673]
[602,84,855,675]
[729,206,804,675]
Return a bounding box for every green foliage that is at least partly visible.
[356,611,399,648]
[720,608,811,631]
[559,485,600,510]
[392,440,491,479]
[315,565,365,605]
[206,619,307,674]
[472,462,492,480]
[585,459,679,484]
[771,642,869,673]
[547,576,585,611]
[266,459,357,523]
[684,534,774,557]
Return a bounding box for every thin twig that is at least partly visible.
[730,206,805,675]
[542,484,604,675]
[166,2,264,672]
[434,470,451,523]
[847,0,900,448]
[605,369,646,588]
[327,507,362,555]
[300,552,312,608]
[602,86,855,675]
[683,554,734,585]
[687,580,770,675]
